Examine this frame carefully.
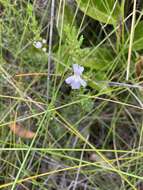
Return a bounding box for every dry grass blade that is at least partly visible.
[9,123,35,139]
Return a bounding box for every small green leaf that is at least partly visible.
[76,0,121,25]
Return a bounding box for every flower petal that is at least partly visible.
[79,78,87,87]
[73,64,84,75]
[65,76,74,84]
[71,80,81,89]
[42,48,47,52]
[33,41,42,49]
[65,64,86,89]
[73,64,78,72]
[42,39,46,44]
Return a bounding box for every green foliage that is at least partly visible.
[123,21,143,53]
[2,1,143,190]
[57,1,76,35]
[55,24,113,82]
[26,3,40,37]
[22,47,48,71]
[55,25,84,72]
[133,21,143,51]
[78,47,113,70]
[80,96,94,112]
[75,0,121,25]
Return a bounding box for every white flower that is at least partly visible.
[33,41,42,49]
[42,47,47,52]
[65,64,87,89]
[42,39,46,44]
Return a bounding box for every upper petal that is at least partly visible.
[73,64,84,75]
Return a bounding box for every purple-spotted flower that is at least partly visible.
[65,64,87,89]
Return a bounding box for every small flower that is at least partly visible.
[33,41,42,49]
[42,47,47,52]
[65,64,87,89]
[42,39,46,44]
